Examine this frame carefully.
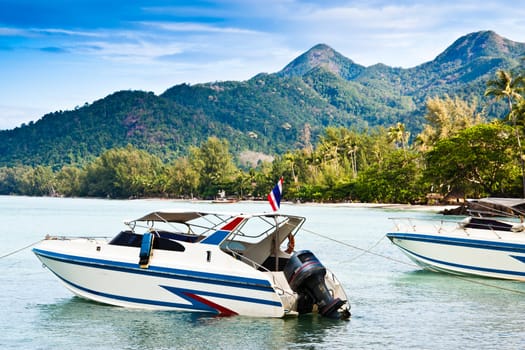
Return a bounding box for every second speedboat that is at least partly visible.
[387,198,525,281]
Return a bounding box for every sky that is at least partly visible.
[1,0,525,130]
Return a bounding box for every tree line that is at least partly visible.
[1,68,524,203]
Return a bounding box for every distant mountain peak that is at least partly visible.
[308,43,334,52]
[434,30,525,64]
[277,43,364,80]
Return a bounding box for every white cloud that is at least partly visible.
[142,21,261,35]
[256,1,525,66]
[75,40,185,64]
[0,27,27,36]
[31,27,105,38]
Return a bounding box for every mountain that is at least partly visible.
[434,30,524,65]
[278,31,525,129]
[0,77,357,168]
[1,30,524,168]
[277,43,365,80]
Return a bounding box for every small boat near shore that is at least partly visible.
[387,198,525,281]
[33,209,350,319]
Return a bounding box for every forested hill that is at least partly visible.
[1,30,524,168]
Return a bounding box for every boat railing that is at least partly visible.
[44,235,111,241]
[389,217,460,234]
[389,216,524,239]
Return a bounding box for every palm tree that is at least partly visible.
[388,122,410,160]
[485,69,525,197]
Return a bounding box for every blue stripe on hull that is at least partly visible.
[386,232,525,253]
[53,271,216,312]
[387,233,525,278]
[160,286,282,307]
[33,248,273,291]
[34,249,283,312]
[513,255,525,263]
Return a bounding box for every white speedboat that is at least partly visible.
[33,210,350,319]
[387,198,525,281]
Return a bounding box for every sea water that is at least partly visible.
[1,196,524,349]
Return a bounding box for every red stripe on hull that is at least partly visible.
[184,292,238,316]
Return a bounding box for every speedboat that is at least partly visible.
[386,198,525,281]
[33,209,350,319]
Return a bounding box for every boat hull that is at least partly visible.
[387,232,525,281]
[33,240,287,317]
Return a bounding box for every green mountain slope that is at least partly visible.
[287,31,524,130]
[1,30,523,168]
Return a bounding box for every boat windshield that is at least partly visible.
[125,211,305,245]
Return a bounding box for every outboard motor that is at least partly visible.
[284,250,350,319]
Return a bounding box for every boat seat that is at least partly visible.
[139,233,155,268]
[109,230,185,252]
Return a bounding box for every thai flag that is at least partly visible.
[268,177,283,211]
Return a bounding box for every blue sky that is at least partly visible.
[1,0,524,130]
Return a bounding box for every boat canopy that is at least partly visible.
[128,210,211,223]
[476,197,525,208]
[126,210,304,224]
[468,197,525,217]
[123,210,306,247]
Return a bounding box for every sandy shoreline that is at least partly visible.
[142,197,458,212]
[286,201,458,212]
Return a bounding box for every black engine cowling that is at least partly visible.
[283,250,350,319]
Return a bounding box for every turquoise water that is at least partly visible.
[1,196,524,349]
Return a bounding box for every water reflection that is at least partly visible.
[280,315,351,349]
[388,269,525,346]
[34,297,351,349]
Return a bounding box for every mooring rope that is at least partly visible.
[302,227,525,295]
[0,239,43,259]
[302,227,415,266]
[343,234,386,263]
